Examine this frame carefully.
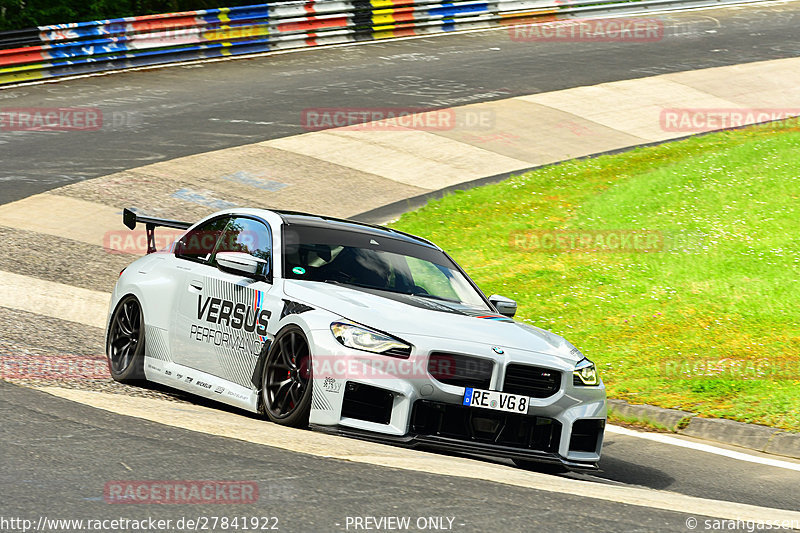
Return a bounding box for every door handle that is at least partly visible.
[189,281,204,292]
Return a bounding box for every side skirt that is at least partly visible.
[143,356,260,413]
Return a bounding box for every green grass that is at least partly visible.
[606,410,675,434]
[391,122,800,431]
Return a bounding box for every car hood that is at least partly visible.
[283,280,578,361]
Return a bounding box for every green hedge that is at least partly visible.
[0,0,262,32]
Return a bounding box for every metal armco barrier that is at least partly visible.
[0,0,761,86]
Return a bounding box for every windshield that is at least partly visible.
[283,224,490,310]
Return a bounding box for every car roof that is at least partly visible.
[273,210,440,250]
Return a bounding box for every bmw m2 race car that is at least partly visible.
[107,207,606,471]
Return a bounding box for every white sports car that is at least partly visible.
[107,207,606,471]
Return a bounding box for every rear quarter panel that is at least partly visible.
[109,253,182,332]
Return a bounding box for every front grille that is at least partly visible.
[503,364,561,398]
[411,400,561,452]
[427,352,493,389]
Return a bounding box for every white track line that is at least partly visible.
[0,270,109,329]
[606,424,800,471]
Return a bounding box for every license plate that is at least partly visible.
[463,387,530,414]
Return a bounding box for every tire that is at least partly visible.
[106,295,145,383]
[260,325,313,427]
[512,458,568,475]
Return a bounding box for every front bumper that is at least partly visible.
[311,423,600,471]
[307,330,606,466]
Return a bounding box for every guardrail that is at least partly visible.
[0,0,759,86]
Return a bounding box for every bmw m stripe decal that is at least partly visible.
[254,289,266,342]
[475,315,513,322]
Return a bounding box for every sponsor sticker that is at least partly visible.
[323,376,342,393]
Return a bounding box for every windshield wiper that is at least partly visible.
[407,292,459,303]
[323,279,460,303]
[323,279,407,295]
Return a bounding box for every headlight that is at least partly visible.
[330,322,411,357]
[573,358,599,386]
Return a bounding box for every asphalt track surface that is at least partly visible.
[2,1,800,204]
[2,2,800,531]
[0,382,699,533]
[2,381,798,533]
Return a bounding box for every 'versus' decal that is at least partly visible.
[197,295,270,336]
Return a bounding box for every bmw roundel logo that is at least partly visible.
[492,346,504,354]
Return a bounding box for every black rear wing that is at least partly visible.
[122,207,192,254]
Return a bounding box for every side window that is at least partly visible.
[175,217,229,263]
[213,217,272,265]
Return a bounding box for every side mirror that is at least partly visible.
[488,294,517,318]
[216,252,270,280]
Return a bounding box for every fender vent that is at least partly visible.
[341,383,394,425]
[569,419,605,453]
